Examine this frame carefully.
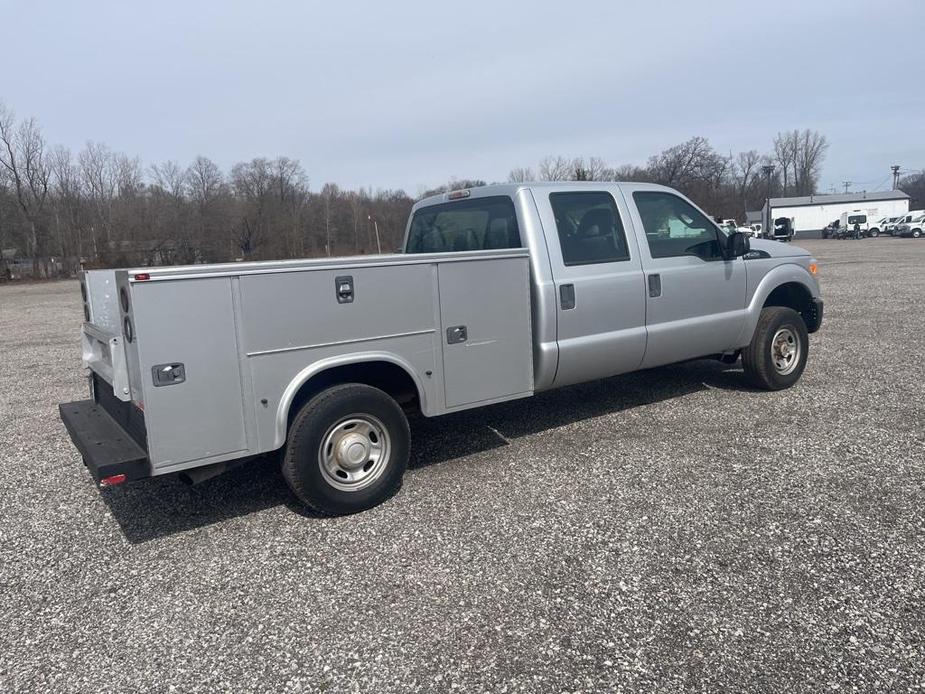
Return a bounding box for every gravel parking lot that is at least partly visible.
[1,239,923,693]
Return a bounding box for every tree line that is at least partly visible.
[1,103,412,279]
[507,130,831,217]
[2,99,922,280]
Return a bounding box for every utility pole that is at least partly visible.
[761,164,775,237]
[368,215,382,254]
[842,181,851,194]
[891,165,901,190]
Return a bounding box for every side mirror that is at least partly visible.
[727,231,750,258]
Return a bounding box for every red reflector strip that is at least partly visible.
[447,189,470,200]
[100,474,127,487]
[133,273,151,281]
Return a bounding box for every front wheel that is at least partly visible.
[282,383,410,515]
[869,229,879,237]
[742,307,809,390]
[913,229,922,239]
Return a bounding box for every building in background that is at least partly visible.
[756,191,910,238]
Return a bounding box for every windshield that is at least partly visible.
[847,215,866,225]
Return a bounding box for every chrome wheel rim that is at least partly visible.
[771,327,801,375]
[318,415,390,492]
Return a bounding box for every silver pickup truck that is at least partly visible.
[60,182,823,515]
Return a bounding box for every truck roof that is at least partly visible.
[412,181,673,212]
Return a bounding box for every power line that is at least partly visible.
[869,175,891,192]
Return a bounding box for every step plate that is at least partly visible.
[59,400,150,483]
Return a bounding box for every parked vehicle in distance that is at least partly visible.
[838,210,873,237]
[885,216,904,235]
[772,217,795,242]
[872,215,902,236]
[60,182,823,515]
[894,212,925,238]
[750,223,764,238]
[821,220,839,239]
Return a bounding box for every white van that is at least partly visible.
[839,210,877,237]
[895,211,925,238]
[871,216,902,236]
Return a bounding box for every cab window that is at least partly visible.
[633,191,723,260]
[405,196,521,253]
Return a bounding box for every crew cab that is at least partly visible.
[60,183,823,515]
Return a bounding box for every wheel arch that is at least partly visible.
[274,352,428,450]
[737,265,821,345]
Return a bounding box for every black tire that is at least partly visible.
[742,307,809,390]
[870,228,879,237]
[913,229,922,239]
[282,383,410,515]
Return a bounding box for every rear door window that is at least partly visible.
[405,196,521,253]
[548,191,631,266]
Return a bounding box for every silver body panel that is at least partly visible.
[79,182,820,476]
[83,250,533,474]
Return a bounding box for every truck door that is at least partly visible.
[624,189,747,368]
[534,189,647,387]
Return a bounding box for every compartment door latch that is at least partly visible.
[446,325,468,344]
[335,275,355,303]
[152,363,186,387]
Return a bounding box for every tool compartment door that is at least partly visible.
[438,254,533,409]
[132,277,248,468]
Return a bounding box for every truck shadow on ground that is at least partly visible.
[101,359,751,543]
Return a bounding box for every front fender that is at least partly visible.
[735,262,821,346]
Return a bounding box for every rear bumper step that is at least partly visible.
[59,400,150,484]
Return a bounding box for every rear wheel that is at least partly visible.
[742,307,809,390]
[869,228,879,237]
[282,383,410,515]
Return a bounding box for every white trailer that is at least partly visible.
[764,191,910,236]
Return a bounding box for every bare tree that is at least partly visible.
[186,156,227,259]
[508,166,534,182]
[78,141,121,261]
[0,168,11,279]
[321,182,339,256]
[609,164,651,182]
[793,129,828,195]
[0,103,52,276]
[898,172,925,208]
[773,131,797,195]
[539,156,571,181]
[647,136,724,189]
[50,145,87,266]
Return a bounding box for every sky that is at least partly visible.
[3,0,924,196]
